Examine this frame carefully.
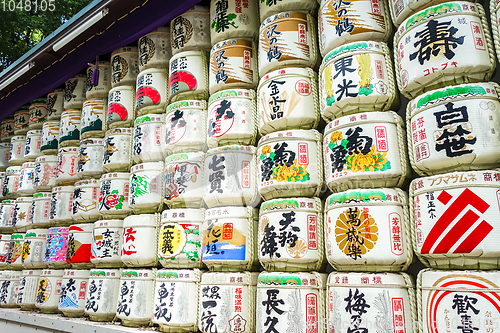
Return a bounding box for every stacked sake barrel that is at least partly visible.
[392,0,500,331]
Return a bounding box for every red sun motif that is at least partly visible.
[135,86,161,105]
[107,103,128,120]
[169,71,198,91]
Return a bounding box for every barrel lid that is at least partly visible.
[0,270,22,280]
[165,100,207,113]
[0,143,9,148]
[124,213,158,227]
[25,229,48,238]
[259,67,315,86]
[89,269,120,278]
[21,162,36,168]
[94,219,124,228]
[105,128,133,136]
[396,2,481,43]
[33,192,51,199]
[210,38,256,54]
[170,50,207,61]
[201,272,259,286]
[63,269,90,279]
[165,152,204,164]
[156,268,201,282]
[74,179,100,187]
[121,269,156,280]
[205,206,256,220]
[161,208,204,222]
[11,135,26,141]
[111,46,139,56]
[208,89,256,105]
[134,113,165,126]
[259,11,311,29]
[40,269,65,276]
[53,185,75,193]
[259,129,320,146]
[6,166,21,174]
[35,155,58,163]
[327,272,413,288]
[100,172,130,180]
[257,271,327,289]
[48,226,69,234]
[206,145,256,157]
[22,269,42,276]
[411,170,500,196]
[324,111,403,136]
[80,138,104,146]
[58,146,78,154]
[322,41,386,68]
[15,196,34,203]
[408,82,499,118]
[260,197,321,215]
[26,130,43,136]
[69,224,94,233]
[130,161,164,173]
[325,188,407,210]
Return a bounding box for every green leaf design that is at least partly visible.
[301,173,310,182]
[328,141,335,151]
[270,152,276,161]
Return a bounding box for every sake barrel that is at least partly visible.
[327,272,416,333]
[98,172,131,219]
[199,271,258,333]
[77,138,104,180]
[256,271,327,333]
[207,89,258,148]
[103,128,133,172]
[135,67,169,115]
[0,201,14,233]
[0,234,11,266]
[320,41,399,121]
[46,89,65,121]
[259,0,318,20]
[34,155,57,192]
[9,135,26,166]
[107,85,135,129]
[90,219,123,267]
[81,98,106,139]
[6,233,24,269]
[85,61,111,99]
[391,0,476,26]
[63,75,87,109]
[418,269,500,333]
[17,162,35,196]
[84,269,121,321]
[116,269,156,326]
[66,224,93,268]
[257,129,323,200]
[23,129,42,161]
[22,229,48,269]
[258,67,320,135]
[28,98,48,129]
[29,193,51,228]
[55,147,79,186]
[164,152,204,209]
[210,0,260,44]
[170,5,211,55]
[0,143,10,171]
[407,82,500,176]
[411,170,500,269]
[158,209,204,268]
[138,26,172,71]
[111,46,139,88]
[324,111,410,192]
[319,0,392,57]
[121,214,159,267]
[0,270,21,307]
[209,39,258,95]
[3,166,21,199]
[44,227,70,268]
[36,269,65,313]
[169,50,209,102]
[17,269,41,309]
[132,114,166,164]
[203,145,260,207]
[49,186,74,226]
[58,269,90,317]
[325,188,413,271]
[152,268,202,332]
[72,179,100,222]
[13,197,33,232]
[59,110,81,147]
[395,2,495,99]
[164,100,207,155]
[203,206,259,271]
[258,12,318,77]
[129,161,164,214]
[40,120,59,154]
[1,117,15,143]
[259,197,326,271]
[14,106,30,136]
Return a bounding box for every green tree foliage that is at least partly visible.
[0,0,93,71]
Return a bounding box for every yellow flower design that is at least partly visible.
[335,208,378,259]
[272,159,309,182]
[330,131,343,143]
[287,238,308,258]
[347,146,389,172]
[261,145,272,155]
